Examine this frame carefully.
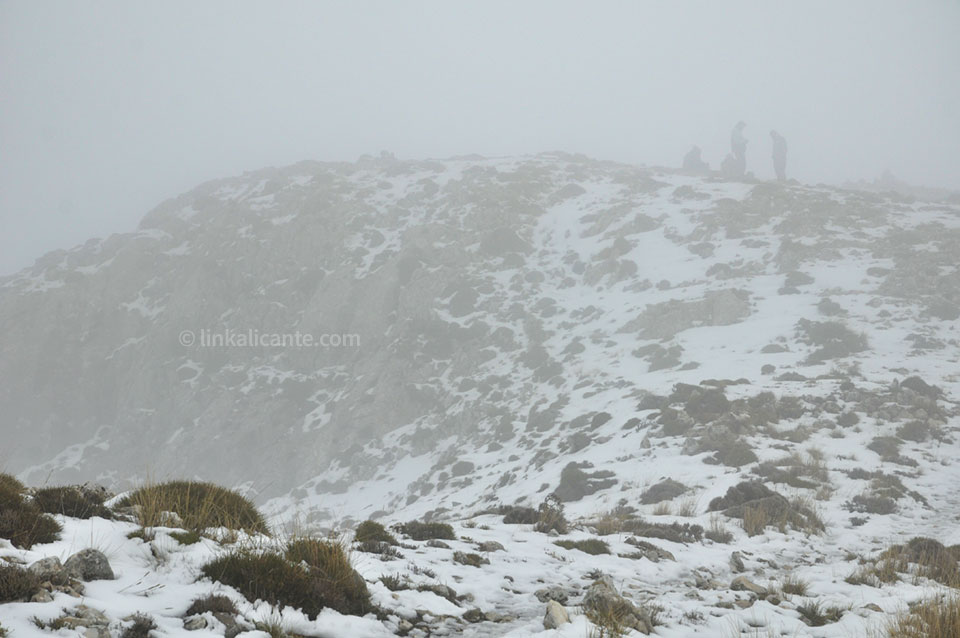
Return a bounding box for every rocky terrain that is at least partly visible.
[1,153,959,636]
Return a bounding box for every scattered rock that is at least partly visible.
[730,575,767,596]
[535,585,570,605]
[582,575,653,634]
[543,600,570,629]
[64,549,114,581]
[183,616,208,631]
[730,552,746,573]
[462,608,485,623]
[29,556,65,582]
[477,541,504,553]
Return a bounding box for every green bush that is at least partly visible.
[117,481,268,534]
[0,473,62,549]
[554,538,611,555]
[394,520,456,541]
[0,561,41,603]
[33,486,113,520]
[354,520,397,545]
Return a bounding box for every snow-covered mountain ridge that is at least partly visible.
[2,153,959,637]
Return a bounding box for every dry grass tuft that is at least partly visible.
[886,594,960,638]
[117,480,268,534]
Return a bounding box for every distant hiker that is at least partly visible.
[731,121,747,176]
[720,153,740,178]
[770,130,787,181]
[682,145,709,173]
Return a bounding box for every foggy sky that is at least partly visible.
[2,1,958,275]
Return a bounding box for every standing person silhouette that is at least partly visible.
[731,121,748,176]
[770,130,788,181]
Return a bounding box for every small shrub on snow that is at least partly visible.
[553,538,611,555]
[393,520,456,541]
[535,494,568,534]
[0,473,62,549]
[886,593,960,638]
[120,613,156,638]
[0,561,42,602]
[354,520,397,545]
[32,486,113,520]
[185,593,238,616]
[116,480,268,534]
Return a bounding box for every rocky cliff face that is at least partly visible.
[2,154,958,525]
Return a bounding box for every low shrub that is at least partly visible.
[620,517,703,543]
[393,520,456,541]
[32,486,113,520]
[117,481,268,534]
[120,613,156,638]
[0,473,62,549]
[554,538,610,555]
[639,479,687,505]
[453,551,490,567]
[780,574,809,596]
[501,505,538,525]
[201,551,320,617]
[285,538,371,616]
[534,494,568,534]
[185,593,238,616]
[0,561,42,602]
[354,520,397,545]
[170,530,202,545]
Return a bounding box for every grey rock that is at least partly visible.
[730,551,746,573]
[31,589,55,603]
[29,556,65,581]
[534,585,570,605]
[543,600,570,629]
[64,549,115,581]
[730,575,767,596]
[477,541,504,552]
[183,616,208,631]
[582,575,653,634]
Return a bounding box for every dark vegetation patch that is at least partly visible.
[393,520,456,541]
[708,481,823,535]
[640,479,687,504]
[554,539,611,555]
[120,614,157,638]
[185,594,238,616]
[32,486,113,520]
[0,561,41,602]
[0,473,62,549]
[534,495,568,534]
[201,539,371,618]
[354,520,398,545]
[553,462,617,502]
[796,319,869,364]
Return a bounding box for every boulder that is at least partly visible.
[29,556,66,582]
[730,575,767,596]
[543,600,570,629]
[64,549,114,581]
[582,575,652,634]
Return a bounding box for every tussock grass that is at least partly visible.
[886,593,960,638]
[779,573,809,596]
[117,480,268,534]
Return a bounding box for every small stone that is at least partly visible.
[183,616,208,630]
[397,619,414,633]
[64,549,114,581]
[862,603,883,612]
[543,600,570,629]
[730,575,767,596]
[29,556,65,581]
[426,539,450,549]
[462,608,485,623]
[31,589,54,603]
[730,551,746,573]
[477,541,504,552]
[534,585,569,605]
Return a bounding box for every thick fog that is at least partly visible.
[1,0,958,274]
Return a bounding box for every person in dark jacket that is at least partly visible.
[682,145,710,173]
[770,130,787,181]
